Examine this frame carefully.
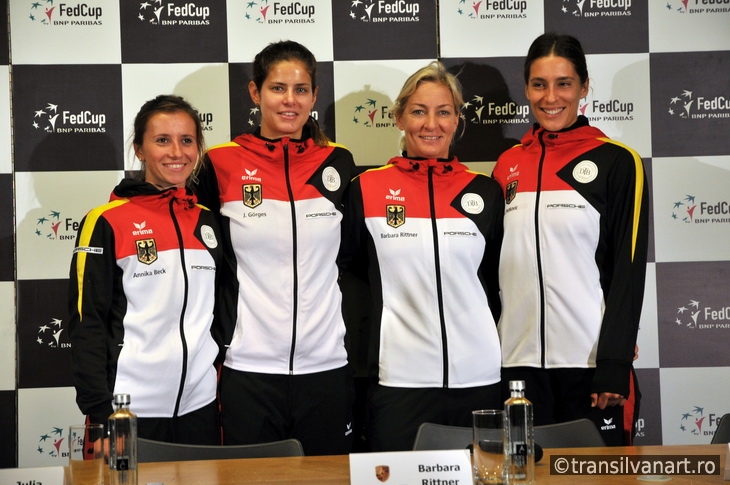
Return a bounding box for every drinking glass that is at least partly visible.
[69,423,105,485]
[472,409,505,485]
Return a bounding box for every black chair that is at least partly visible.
[412,418,605,451]
[711,413,730,444]
[534,418,605,448]
[412,423,473,451]
[137,437,305,462]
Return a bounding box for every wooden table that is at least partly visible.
[124,443,727,484]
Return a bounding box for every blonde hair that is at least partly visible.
[391,61,464,152]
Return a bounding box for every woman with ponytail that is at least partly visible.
[196,40,356,455]
[69,95,222,445]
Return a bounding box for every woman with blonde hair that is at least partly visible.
[344,61,504,451]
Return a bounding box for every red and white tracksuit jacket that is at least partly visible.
[69,179,222,425]
[197,130,356,375]
[345,156,503,388]
[491,116,649,397]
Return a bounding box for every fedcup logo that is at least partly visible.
[666,0,730,13]
[34,209,80,240]
[36,427,69,459]
[672,297,730,330]
[667,88,730,120]
[460,93,529,126]
[32,102,107,134]
[557,0,632,17]
[668,90,695,119]
[350,0,420,23]
[667,0,690,13]
[244,0,270,23]
[351,97,394,129]
[36,317,70,349]
[34,103,60,132]
[138,1,211,26]
[674,298,701,328]
[670,194,697,223]
[580,98,635,122]
[669,193,730,225]
[678,406,725,438]
[27,1,104,26]
[450,0,527,20]
[244,0,317,24]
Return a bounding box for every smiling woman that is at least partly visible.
[195,40,357,456]
[134,111,199,189]
[247,58,317,140]
[132,95,206,189]
[394,81,459,160]
[342,61,504,451]
[491,32,649,447]
[68,94,223,447]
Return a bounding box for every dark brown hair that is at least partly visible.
[524,32,588,85]
[251,40,330,146]
[133,94,206,184]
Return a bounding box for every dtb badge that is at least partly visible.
[136,239,157,265]
[386,205,405,228]
[243,184,262,208]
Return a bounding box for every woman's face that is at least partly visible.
[396,81,459,160]
[135,111,199,189]
[249,59,317,140]
[525,54,589,132]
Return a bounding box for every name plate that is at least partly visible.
[0,466,65,485]
[350,449,472,485]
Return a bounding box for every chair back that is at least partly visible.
[711,413,730,444]
[137,437,304,462]
[412,423,473,451]
[412,418,605,451]
[534,418,605,448]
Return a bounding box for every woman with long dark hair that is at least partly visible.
[196,40,356,455]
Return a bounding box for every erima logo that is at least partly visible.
[601,417,617,431]
[132,221,153,235]
[242,168,262,182]
[386,189,405,201]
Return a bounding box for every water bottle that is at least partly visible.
[109,393,138,485]
[504,380,534,485]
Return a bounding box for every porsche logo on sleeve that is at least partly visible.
[506,181,518,205]
[136,238,158,265]
[386,204,405,228]
[243,184,262,208]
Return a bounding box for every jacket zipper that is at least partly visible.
[536,131,550,368]
[428,166,449,387]
[169,195,189,421]
[283,141,299,375]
